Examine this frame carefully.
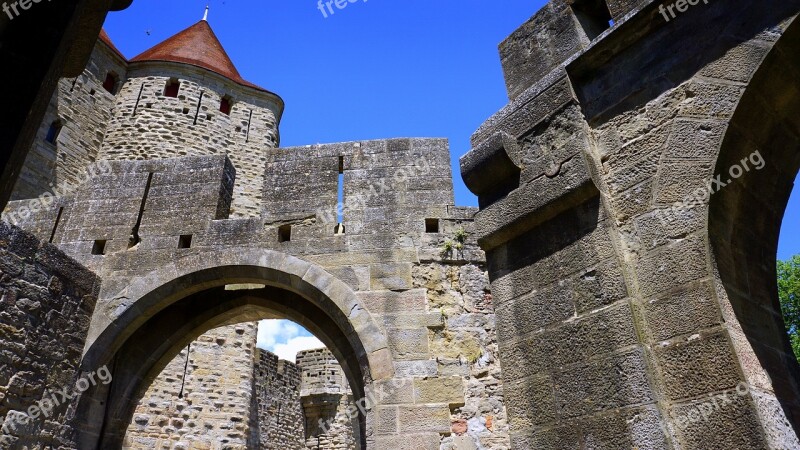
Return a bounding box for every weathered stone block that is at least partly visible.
[655,329,743,401]
[413,377,465,406]
[388,328,430,360]
[397,405,451,434]
[370,263,414,291]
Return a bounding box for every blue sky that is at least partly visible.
[103,1,799,357]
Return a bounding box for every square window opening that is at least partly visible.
[178,234,193,249]
[45,121,63,144]
[92,240,107,255]
[220,96,233,115]
[425,218,440,233]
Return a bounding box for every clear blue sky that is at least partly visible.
[102,0,798,261]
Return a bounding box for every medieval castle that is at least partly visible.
[1,0,799,449]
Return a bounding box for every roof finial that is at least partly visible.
[202,4,209,21]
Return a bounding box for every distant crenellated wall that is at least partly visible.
[297,348,357,450]
[254,348,305,449]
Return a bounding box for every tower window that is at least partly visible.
[45,121,63,144]
[164,79,180,98]
[102,72,119,94]
[220,96,233,115]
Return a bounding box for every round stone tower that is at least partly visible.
[99,17,283,217]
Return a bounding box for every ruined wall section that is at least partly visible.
[0,222,100,449]
[99,63,281,218]
[12,40,126,200]
[413,258,510,450]
[124,323,259,450]
[254,348,304,450]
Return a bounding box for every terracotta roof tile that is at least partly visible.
[130,20,267,92]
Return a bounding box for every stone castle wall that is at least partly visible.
[124,323,259,450]
[3,26,512,449]
[4,143,512,448]
[100,64,281,218]
[13,36,280,220]
[254,348,305,449]
[123,330,361,450]
[3,2,800,449]
[0,221,100,449]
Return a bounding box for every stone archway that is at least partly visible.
[708,15,800,440]
[73,248,393,450]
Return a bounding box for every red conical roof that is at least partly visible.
[131,20,265,92]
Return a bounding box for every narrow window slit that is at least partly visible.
[193,91,205,125]
[49,207,64,243]
[132,84,144,116]
[245,110,253,143]
[129,172,153,249]
[337,156,345,231]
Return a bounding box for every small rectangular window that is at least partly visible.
[178,234,193,249]
[45,121,62,144]
[220,96,232,115]
[102,72,119,94]
[92,240,107,255]
[164,79,180,98]
[278,225,291,243]
[425,219,440,233]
